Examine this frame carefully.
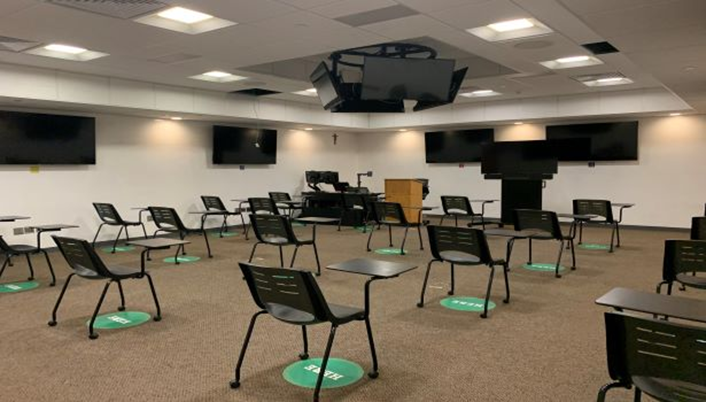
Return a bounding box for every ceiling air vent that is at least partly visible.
[0,36,40,52]
[230,88,281,97]
[45,0,168,20]
[335,5,418,27]
[582,41,619,55]
[148,52,201,64]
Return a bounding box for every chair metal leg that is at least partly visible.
[417,224,424,250]
[388,225,393,247]
[366,225,375,252]
[312,243,322,276]
[0,256,9,281]
[417,259,438,307]
[555,240,565,278]
[248,243,259,262]
[667,282,673,295]
[400,226,409,256]
[609,223,617,253]
[481,265,495,319]
[92,223,106,248]
[140,223,148,239]
[528,238,533,264]
[313,325,338,402]
[112,226,124,253]
[364,316,379,379]
[290,246,299,267]
[597,382,630,402]
[299,326,309,360]
[203,230,213,258]
[124,225,130,241]
[25,253,35,281]
[48,273,75,326]
[570,238,576,270]
[42,249,57,286]
[144,273,162,321]
[502,263,510,304]
[454,215,458,227]
[88,281,112,339]
[634,388,642,402]
[116,280,126,311]
[439,215,446,226]
[230,310,266,390]
[579,221,584,244]
[278,246,284,267]
[616,223,622,247]
[449,263,455,295]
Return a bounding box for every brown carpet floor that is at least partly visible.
[1,221,703,402]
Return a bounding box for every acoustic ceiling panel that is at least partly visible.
[45,0,168,20]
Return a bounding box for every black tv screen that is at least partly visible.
[0,111,95,164]
[212,126,277,165]
[361,57,455,102]
[425,129,494,163]
[310,62,342,110]
[481,141,558,178]
[546,121,638,161]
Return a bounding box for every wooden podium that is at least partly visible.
[385,179,423,223]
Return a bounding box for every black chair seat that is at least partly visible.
[5,244,37,253]
[439,250,481,265]
[329,303,365,323]
[75,265,142,280]
[633,376,706,402]
[262,236,289,245]
[123,220,142,226]
[267,303,364,325]
[676,273,706,289]
[295,238,314,245]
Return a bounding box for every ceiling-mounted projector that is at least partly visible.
[309,42,468,113]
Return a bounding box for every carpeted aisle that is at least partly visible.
[0,222,700,401]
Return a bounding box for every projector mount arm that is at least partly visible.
[329,42,438,77]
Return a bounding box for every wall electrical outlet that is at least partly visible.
[13,228,24,235]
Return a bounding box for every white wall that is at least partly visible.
[0,113,360,242]
[357,115,706,228]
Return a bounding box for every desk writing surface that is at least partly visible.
[128,238,190,249]
[557,213,598,220]
[30,224,79,231]
[0,216,30,222]
[327,258,417,278]
[189,210,229,215]
[484,228,542,238]
[294,217,339,224]
[595,287,706,323]
[613,203,635,208]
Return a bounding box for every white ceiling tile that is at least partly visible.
[278,0,341,10]
[162,0,299,23]
[398,0,490,14]
[310,0,397,19]
[430,0,532,30]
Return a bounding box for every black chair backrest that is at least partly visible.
[250,214,293,243]
[662,240,706,281]
[0,235,13,253]
[441,196,473,216]
[239,262,331,324]
[372,202,409,225]
[427,225,492,264]
[269,192,292,203]
[52,236,111,278]
[573,199,614,222]
[93,202,124,224]
[149,206,186,231]
[514,209,562,239]
[691,217,706,240]
[249,197,280,215]
[342,193,368,211]
[604,311,706,387]
[201,195,226,211]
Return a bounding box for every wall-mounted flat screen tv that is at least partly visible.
[546,121,638,161]
[425,129,494,163]
[481,141,558,178]
[212,126,277,165]
[0,111,96,164]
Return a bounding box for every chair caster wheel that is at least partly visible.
[209,256,213,258]
[153,316,162,322]
[555,274,562,279]
[480,314,488,319]
[315,273,321,277]
[368,371,379,379]
[89,333,99,340]
[503,299,509,304]
[447,291,454,296]
[50,283,56,287]
[299,353,309,360]
[118,306,126,312]
[229,380,240,389]
[48,320,57,327]
[416,302,424,308]
[28,277,34,281]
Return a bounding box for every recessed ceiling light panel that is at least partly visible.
[293,88,318,97]
[540,55,603,70]
[467,17,553,42]
[135,6,237,34]
[24,43,108,61]
[459,89,501,98]
[190,71,247,83]
[573,72,633,87]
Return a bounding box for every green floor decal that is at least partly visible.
[440,297,496,312]
[374,248,406,255]
[101,246,135,253]
[211,232,239,238]
[579,243,610,250]
[354,225,374,233]
[292,222,307,228]
[163,255,201,263]
[89,311,151,330]
[283,358,364,389]
[522,263,566,272]
[0,281,39,293]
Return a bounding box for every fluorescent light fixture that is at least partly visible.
[460,89,501,98]
[135,7,236,34]
[488,18,534,32]
[514,122,523,125]
[158,7,213,24]
[574,73,634,87]
[304,127,313,131]
[540,55,603,70]
[44,44,87,54]
[398,129,407,132]
[293,88,318,97]
[170,117,183,121]
[24,43,108,61]
[190,70,247,83]
[467,17,552,42]
[669,113,682,117]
